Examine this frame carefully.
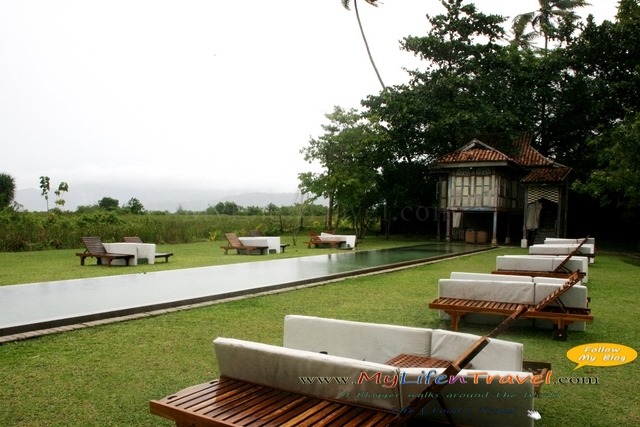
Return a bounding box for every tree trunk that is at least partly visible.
[354,0,385,91]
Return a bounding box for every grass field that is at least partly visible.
[0,240,639,426]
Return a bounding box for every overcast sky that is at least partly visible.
[1,0,619,206]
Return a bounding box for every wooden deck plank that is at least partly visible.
[151,377,397,427]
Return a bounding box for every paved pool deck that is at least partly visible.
[0,244,493,343]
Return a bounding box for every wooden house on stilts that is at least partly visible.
[432,133,571,245]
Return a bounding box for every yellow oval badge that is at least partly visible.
[567,343,638,370]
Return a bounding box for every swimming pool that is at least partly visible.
[0,243,491,340]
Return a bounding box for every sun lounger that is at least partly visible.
[429,271,593,340]
[220,232,268,255]
[304,231,346,248]
[75,237,135,266]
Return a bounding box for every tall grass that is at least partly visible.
[0,210,328,251]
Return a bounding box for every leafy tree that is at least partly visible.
[364,0,520,160]
[572,112,640,218]
[98,197,119,211]
[266,203,279,215]
[213,201,240,215]
[0,173,16,209]
[540,0,640,172]
[125,197,145,214]
[245,205,264,216]
[299,106,381,237]
[341,0,386,90]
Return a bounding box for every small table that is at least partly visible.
[103,242,157,265]
[385,353,471,369]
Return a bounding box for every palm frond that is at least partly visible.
[512,12,535,34]
[551,0,591,10]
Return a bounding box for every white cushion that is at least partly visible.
[450,272,533,282]
[214,337,401,411]
[544,237,595,246]
[429,330,523,371]
[529,243,594,256]
[283,315,432,363]
[552,256,589,283]
[496,255,588,282]
[496,255,555,272]
[438,279,535,304]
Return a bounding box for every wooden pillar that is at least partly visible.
[556,187,562,238]
[505,212,511,244]
[492,209,498,245]
[436,176,442,241]
[563,180,569,237]
[446,210,451,242]
[522,186,528,247]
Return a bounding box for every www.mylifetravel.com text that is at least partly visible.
[355,369,553,389]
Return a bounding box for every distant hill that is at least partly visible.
[14,185,321,213]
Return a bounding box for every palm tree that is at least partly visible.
[510,12,539,50]
[512,0,591,51]
[341,0,386,90]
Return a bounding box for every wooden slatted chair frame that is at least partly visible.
[220,232,269,255]
[304,231,345,248]
[429,271,592,340]
[75,237,135,266]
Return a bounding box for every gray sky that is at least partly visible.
[1,1,619,207]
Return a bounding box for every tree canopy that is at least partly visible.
[300,0,640,238]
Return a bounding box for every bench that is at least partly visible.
[75,237,135,267]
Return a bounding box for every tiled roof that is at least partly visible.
[511,133,554,167]
[521,166,572,183]
[433,133,571,183]
[436,139,513,164]
[435,133,558,168]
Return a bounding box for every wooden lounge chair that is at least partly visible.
[429,271,593,341]
[76,237,135,267]
[220,232,268,255]
[123,237,173,262]
[305,231,345,248]
[492,236,591,279]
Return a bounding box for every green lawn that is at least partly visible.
[0,242,638,426]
